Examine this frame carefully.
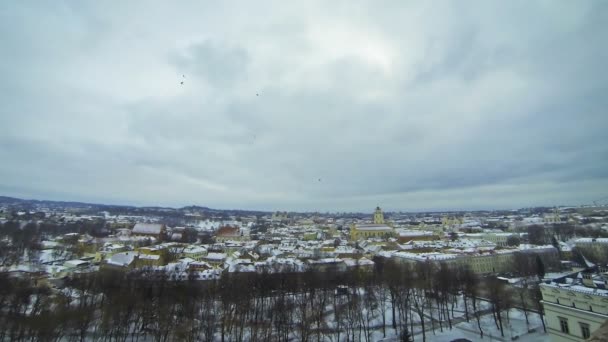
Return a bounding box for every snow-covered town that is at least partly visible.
[0,0,608,342]
[2,1,608,340]
[1,198,608,341]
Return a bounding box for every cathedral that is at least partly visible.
[350,207,394,241]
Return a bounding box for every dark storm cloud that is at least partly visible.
[0,1,607,211]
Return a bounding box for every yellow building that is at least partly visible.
[464,232,517,247]
[182,245,207,261]
[463,252,514,274]
[393,246,558,275]
[103,251,163,269]
[350,207,395,241]
[137,245,165,256]
[441,216,464,229]
[396,230,439,243]
[303,232,318,241]
[137,254,163,267]
[94,243,128,262]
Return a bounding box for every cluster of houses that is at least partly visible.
[4,207,608,288]
[7,207,583,287]
[4,203,608,339]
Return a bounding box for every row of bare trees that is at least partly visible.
[0,253,551,342]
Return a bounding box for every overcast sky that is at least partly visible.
[1,1,607,212]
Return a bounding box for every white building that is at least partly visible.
[574,238,608,247]
[182,245,207,261]
[462,232,516,247]
[132,223,165,238]
[540,268,608,341]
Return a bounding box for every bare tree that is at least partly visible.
[487,278,510,337]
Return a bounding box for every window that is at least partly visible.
[580,323,590,339]
[559,317,569,334]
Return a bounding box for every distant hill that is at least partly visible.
[0,196,102,208]
[0,195,268,216]
[181,205,211,211]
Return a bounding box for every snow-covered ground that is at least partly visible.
[414,328,549,342]
[311,293,548,342]
[331,295,548,342]
[411,309,548,342]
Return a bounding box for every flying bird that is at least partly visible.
[180,81,184,85]
[318,178,322,182]
[256,93,259,96]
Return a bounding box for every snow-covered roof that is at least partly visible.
[229,264,256,272]
[38,250,63,264]
[355,224,393,231]
[139,254,160,260]
[397,229,434,237]
[393,251,460,261]
[102,243,126,251]
[575,238,608,244]
[559,241,573,252]
[205,253,227,261]
[183,246,207,254]
[343,258,374,267]
[41,240,60,249]
[308,258,343,264]
[544,282,608,297]
[64,259,89,268]
[517,244,556,251]
[132,223,164,235]
[189,261,212,268]
[107,252,137,266]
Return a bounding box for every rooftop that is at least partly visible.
[355,224,393,231]
[132,223,164,235]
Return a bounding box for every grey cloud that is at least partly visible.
[0,1,607,211]
[171,41,250,88]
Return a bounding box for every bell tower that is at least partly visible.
[373,206,384,224]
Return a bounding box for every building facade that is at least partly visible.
[392,245,558,275]
[350,224,394,240]
[540,270,608,341]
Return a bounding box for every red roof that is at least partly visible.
[216,226,240,237]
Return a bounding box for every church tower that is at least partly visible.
[373,206,385,224]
